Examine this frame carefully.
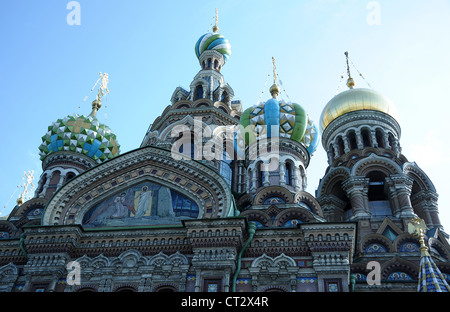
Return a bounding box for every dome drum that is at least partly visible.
[321,109,401,152]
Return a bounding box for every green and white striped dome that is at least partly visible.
[38,114,120,164]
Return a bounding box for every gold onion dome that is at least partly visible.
[320,86,400,132]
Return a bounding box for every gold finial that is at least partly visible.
[269,56,280,98]
[408,216,430,257]
[89,72,109,117]
[345,51,355,89]
[213,8,219,33]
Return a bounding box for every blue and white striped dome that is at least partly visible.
[195,32,231,62]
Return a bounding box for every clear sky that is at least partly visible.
[1,0,449,232]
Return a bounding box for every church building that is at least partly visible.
[0,14,449,293]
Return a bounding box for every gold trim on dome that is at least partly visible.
[320,88,400,131]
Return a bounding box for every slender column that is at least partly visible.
[293,166,300,191]
[371,131,378,148]
[343,136,350,154]
[356,129,364,149]
[250,168,257,193]
[56,174,66,189]
[333,142,340,159]
[383,133,391,149]
[279,162,286,187]
[263,164,270,187]
[39,171,54,198]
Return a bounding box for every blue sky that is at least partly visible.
[1,0,449,232]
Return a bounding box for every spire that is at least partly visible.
[269,57,280,98]
[213,8,219,33]
[345,51,355,89]
[408,217,450,292]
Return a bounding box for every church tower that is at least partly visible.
[237,58,323,227]
[141,10,243,192]
[316,52,447,290]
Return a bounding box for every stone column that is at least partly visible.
[385,174,415,218]
[356,129,364,150]
[56,174,66,189]
[383,133,391,149]
[279,162,286,187]
[343,136,350,154]
[371,131,378,148]
[293,166,300,191]
[39,171,53,198]
[342,177,371,220]
[250,169,257,194]
[333,142,340,159]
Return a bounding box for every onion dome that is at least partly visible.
[195,32,231,62]
[320,52,399,132]
[38,100,120,164]
[320,87,399,132]
[238,91,320,155]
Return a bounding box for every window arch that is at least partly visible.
[361,128,371,148]
[367,171,392,217]
[65,172,76,183]
[285,162,292,185]
[195,85,204,100]
[256,161,264,188]
[221,91,228,104]
[337,137,345,156]
[375,129,385,148]
[348,131,358,150]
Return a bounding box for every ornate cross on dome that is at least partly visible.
[213,8,219,33]
[269,57,280,98]
[96,72,109,102]
[272,56,278,85]
[87,72,109,117]
[408,216,429,256]
[344,51,355,89]
[17,170,34,205]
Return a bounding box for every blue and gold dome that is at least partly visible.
[238,87,320,155]
[38,101,120,164]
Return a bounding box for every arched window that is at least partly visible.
[376,129,385,148]
[257,162,264,188]
[65,172,76,183]
[207,58,212,68]
[337,137,345,156]
[348,131,358,150]
[285,162,292,185]
[361,129,371,148]
[367,171,391,217]
[214,59,219,69]
[221,91,228,104]
[195,85,203,100]
[178,131,195,159]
